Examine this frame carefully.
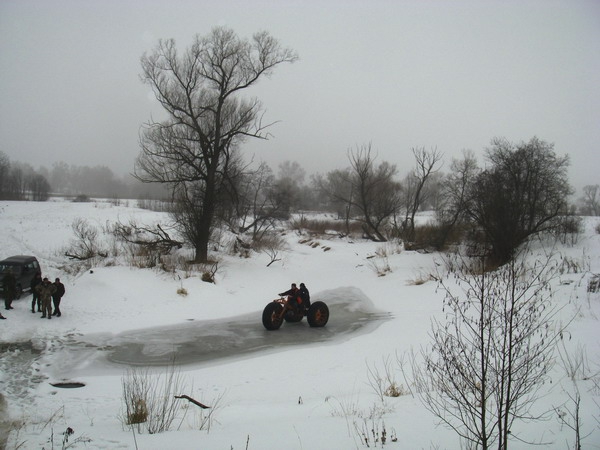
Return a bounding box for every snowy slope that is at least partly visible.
[0,199,599,449]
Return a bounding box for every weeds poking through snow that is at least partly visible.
[588,274,600,293]
[406,269,436,286]
[177,287,188,296]
[366,356,406,402]
[354,418,390,448]
[120,362,189,434]
[192,390,225,432]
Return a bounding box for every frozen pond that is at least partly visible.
[100,287,389,367]
[1,288,390,383]
[107,296,388,367]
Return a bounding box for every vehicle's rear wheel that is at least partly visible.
[15,284,23,300]
[262,302,284,330]
[307,301,329,327]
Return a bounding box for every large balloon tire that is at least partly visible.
[307,301,329,327]
[284,309,304,323]
[262,302,284,330]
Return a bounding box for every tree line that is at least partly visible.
[132,26,597,267]
[0,151,168,200]
[2,26,598,267]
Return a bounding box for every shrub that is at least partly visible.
[407,270,436,286]
[404,222,466,251]
[64,218,108,262]
[551,214,583,245]
[121,364,188,434]
[137,198,173,212]
[290,216,363,236]
[72,194,90,202]
[251,232,287,267]
[367,356,406,402]
[126,398,148,425]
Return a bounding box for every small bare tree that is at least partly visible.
[65,218,107,260]
[401,146,443,241]
[321,143,401,241]
[435,150,479,246]
[229,161,289,241]
[578,184,600,216]
[316,169,354,233]
[414,248,568,449]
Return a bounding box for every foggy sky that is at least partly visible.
[1,0,599,192]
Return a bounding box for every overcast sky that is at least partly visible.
[1,0,599,192]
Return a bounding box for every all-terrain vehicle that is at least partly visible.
[262,296,329,330]
[0,255,41,299]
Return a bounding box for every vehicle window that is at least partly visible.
[1,264,17,274]
[9,267,22,276]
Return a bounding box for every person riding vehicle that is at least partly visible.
[298,282,310,310]
[278,283,303,312]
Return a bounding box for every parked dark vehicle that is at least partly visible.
[0,255,41,299]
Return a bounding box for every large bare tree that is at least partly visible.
[468,137,572,265]
[134,27,298,262]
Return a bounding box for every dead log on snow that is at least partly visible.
[174,395,210,409]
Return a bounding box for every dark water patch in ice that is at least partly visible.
[50,381,86,389]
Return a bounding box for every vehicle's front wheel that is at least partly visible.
[262,302,284,330]
[15,284,23,299]
[307,301,329,327]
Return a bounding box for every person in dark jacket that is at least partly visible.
[2,269,17,310]
[52,278,65,317]
[298,282,311,310]
[36,277,56,319]
[279,283,302,311]
[30,272,42,313]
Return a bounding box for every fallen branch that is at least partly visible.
[112,220,183,253]
[174,395,210,409]
[64,251,108,261]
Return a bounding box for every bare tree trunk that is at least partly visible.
[406,146,443,241]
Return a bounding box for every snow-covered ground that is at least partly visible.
[0,199,599,449]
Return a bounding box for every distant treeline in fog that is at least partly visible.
[0,152,168,200]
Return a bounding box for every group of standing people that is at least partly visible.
[1,271,65,320]
[30,273,65,319]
